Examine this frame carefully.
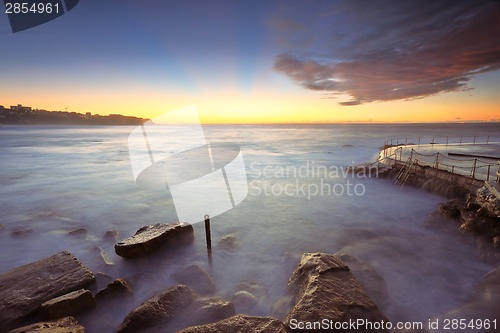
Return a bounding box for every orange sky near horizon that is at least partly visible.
[2,78,499,124]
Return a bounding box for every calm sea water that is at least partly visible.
[0,123,499,331]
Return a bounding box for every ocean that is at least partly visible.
[0,123,499,331]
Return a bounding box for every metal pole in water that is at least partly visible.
[435,152,439,178]
[487,165,491,182]
[204,214,212,265]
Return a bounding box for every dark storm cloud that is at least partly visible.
[272,0,500,105]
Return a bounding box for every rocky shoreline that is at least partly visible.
[1,161,498,332]
[0,241,391,332]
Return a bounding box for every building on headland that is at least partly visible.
[10,104,32,112]
[0,103,147,125]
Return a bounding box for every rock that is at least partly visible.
[94,272,114,290]
[217,235,240,251]
[10,228,34,237]
[188,297,235,326]
[115,284,197,333]
[335,252,389,311]
[103,229,120,242]
[67,228,87,237]
[439,201,462,219]
[177,314,287,333]
[171,265,215,295]
[476,184,500,218]
[231,291,258,312]
[0,251,95,332]
[235,282,268,301]
[466,193,481,210]
[285,252,389,332]
[270,296,293,321]
[95,278,133,301]
[429,266,500,329]
[7,316,85,333]
[40,289,96,320]
[115,222,194,258]
[91,246,115,266]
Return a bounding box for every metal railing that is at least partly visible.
[380,146,499,183]
[383,135,495,148]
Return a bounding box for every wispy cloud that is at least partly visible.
[272,0,500,105]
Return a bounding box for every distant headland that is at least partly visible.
[0,104,147,125]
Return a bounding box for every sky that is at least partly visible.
[0,0,499,123]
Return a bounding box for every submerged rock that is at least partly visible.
[335,251,389,311]
[114,222,194,258]
[0,251,95,332]
[10,228,34,237]
[429,266,500,331]
[7,316,85,333]
[95,278,133,301]
[115,284,197,333]
[103,229,120,242]
[217,235,240,251]
[231,291,258,312]
[67,228,87,237]
[285,252,389,332]
[40,289,96,320]
[177,314,287,333]
[91,246,115,266]
[171,265,215,295]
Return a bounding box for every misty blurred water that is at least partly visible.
[0,123,499,331]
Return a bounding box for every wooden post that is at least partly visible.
[472,159,477,179]
[204,214,212,265]
[487,165,491,181]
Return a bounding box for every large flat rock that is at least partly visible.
[177,314,287,333]
[40,289,96,320]
[285,252,389,332]
[114,222,194,258]
[7,316,85,333]
[0,251,95,332]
